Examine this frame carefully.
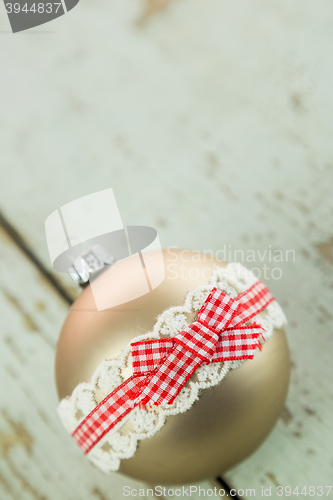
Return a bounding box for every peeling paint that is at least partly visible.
[4,336,25,364]
[2,290,39,332]
[92,487,109,500]
[303,406,317,417]
[316,238,333,265]
[266,472,281,487]
[0,411,34,456]
[136,0,174,26]
[280,406,293,425]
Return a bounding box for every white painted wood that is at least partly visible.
[224,261,333,496]
[0,227,219,499]
[0,227,155,500]
[0,0,332,284]
[0,0,333,497]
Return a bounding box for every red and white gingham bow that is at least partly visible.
[73,281,274,454]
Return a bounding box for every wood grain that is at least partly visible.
[0,0,333,498]
[0,227,220,499]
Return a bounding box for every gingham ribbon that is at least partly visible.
[73,280,274,454]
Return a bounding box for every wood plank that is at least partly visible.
[1,0,333,497]
[224,260,333,497]
[0,226,149,500]
[0,0,332,290]
[0,227,220,500]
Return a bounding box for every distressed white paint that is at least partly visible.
[0,229,216,499]
[0,0,333,498]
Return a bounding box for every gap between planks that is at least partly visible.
[0,210,73,305]
[0,209,240,500]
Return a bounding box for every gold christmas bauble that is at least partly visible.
[55,249,290,484]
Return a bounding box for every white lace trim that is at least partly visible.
[58,263,287,473]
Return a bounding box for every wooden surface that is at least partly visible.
[0,0,333,498]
